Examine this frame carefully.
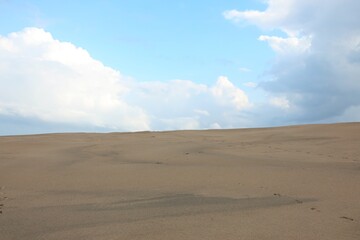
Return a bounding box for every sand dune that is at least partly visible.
[0,123,359,239]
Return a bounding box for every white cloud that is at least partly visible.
[223,0,294,31]
[194,109,210,116]
[258,35,312,55]
[209,122,222,129]
[211,76,250,111]
[0,28,252,134]
[269,97,290,109]
[158,117,200,130]
[129,76,251,130]
[224,0,360,123]
[0,28,150,131]
[244,82,258,88]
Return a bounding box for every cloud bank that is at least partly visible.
[0,28,250,134]
[224,0,360,124]
[2,0,360,135]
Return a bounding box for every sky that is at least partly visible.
[1,0,360,135]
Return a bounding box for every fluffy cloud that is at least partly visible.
[258,35,312,55]
[269,97,290,109]
[211,76,250,111]
[0,28,150,132]
[0,28,251,134]
[126,76,250,130]
[224,0,360,123]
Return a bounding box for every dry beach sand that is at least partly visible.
[0,123,359,239]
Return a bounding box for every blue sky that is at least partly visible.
[1,0,360,135]
[0,0,271,83]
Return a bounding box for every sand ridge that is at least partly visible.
[0,123,360,239]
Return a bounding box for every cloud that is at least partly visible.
[223,1,294,32]
[127,76,250,130]
[224,0,360,123]
[258,35,312,55]
[0,28,251,134]
[211,76,250,111]
[269,97,290,109]
[239,67,251,72]
[0,28,150,132]
[243,82,257,88]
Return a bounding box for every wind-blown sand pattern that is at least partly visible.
[0,123,359,239]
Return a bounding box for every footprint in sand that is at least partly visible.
[340,216,354,222]
[310,207,321,212]
[0,186,5,214]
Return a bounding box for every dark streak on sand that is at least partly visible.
[340,216,355,222]
[77,194,313,214]
[0,193,314,238]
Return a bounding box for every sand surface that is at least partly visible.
[0,123,359,239]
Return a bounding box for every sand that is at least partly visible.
[0,123,359,239]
